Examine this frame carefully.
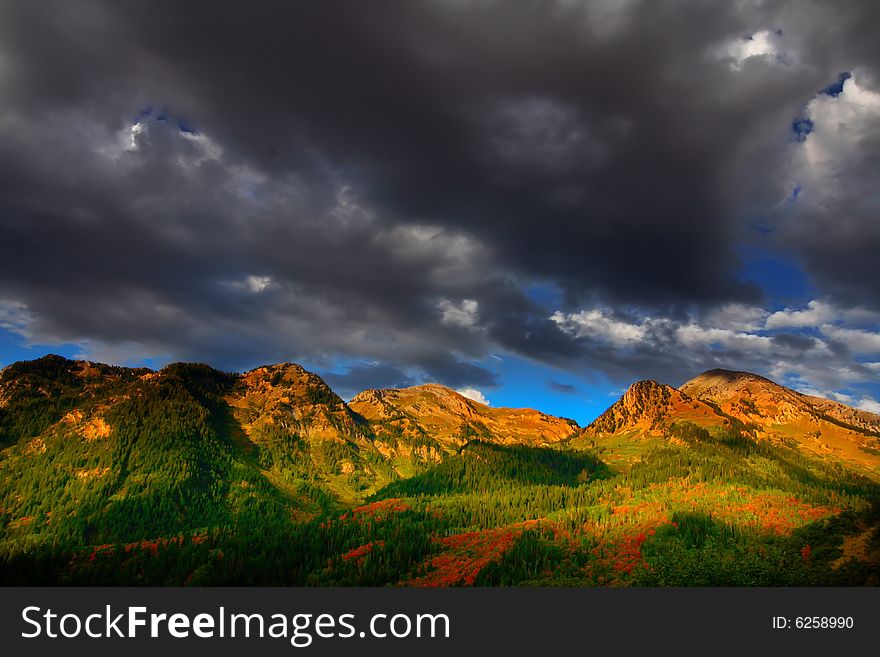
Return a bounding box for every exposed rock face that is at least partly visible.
[0,356,584,507]
[579,368,880,477]
[350,383,578,451]
[680,368,880,434]
[680,369,810,425]
[584,380,721,438]
[228,363,367,443]
[688,369,880,473]
[803,396,880,436]
[678,369,880,473]
[0,355,146,446]
[679,369,880,436]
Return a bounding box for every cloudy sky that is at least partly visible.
[1,0,879,423]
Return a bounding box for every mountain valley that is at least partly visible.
[1,355,878,586]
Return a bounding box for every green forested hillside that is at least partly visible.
[0,355,878,586]
[0,359,294,554]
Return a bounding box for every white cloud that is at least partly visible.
[246,275,273,293]
[0,300,34,336]
[97,115,226,171]
[178,129,223,165]
[95,120,146,160]
[805,75,880,154]
[222,275,275,294]
[791,73,880,197]
[550,309,646,346]
[764,300,880,331]
[794,385,825,398]
[72,339,171,369]
[456,387,490,405]
[382,225,484,286]
[551,299,879,399]
[675,324,773,353]
[830,391,856,404]
[126,121,145,151]
[793,388,880,414]
[707,303,769,331]
[766,300,836,329]
[719,30,781,69]
[821,325,880,354]
[856,397,880,415]
[438,298,479,328]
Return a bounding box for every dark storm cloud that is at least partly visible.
[416,354,499,390]
[321,363,417,400]
[771,333,820,352]
[0,0,878,390]
[548,382,577,394]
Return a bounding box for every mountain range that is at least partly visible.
[1,354,878,586]
[577,369,880,476]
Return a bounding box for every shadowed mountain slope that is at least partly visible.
[0,355,581,550]
[1,357,879,586]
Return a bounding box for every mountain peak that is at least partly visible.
[623,378,669,398]
[408,382,464,395]
[244,361,308,378]
[34,353,73,363]
[678,368,880,470]
[349,382,577,449]
[697,368,767,381]
[585,379,720,438]
[237,361,345,408]
[679,368,775,400]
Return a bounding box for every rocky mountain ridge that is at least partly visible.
[582,368,880,475]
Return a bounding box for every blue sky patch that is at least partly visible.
[736,245,814,307]
[792,117,814,142]
[0,328,83,368]
[524,281,564,310]
[821,72,852,97]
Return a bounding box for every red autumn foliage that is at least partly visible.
[350,498,411,520]
[406,521,539,587]
[82,532,210,563]
[604,481,836,539]
[580,522,660,585]
[341,541,385,565]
